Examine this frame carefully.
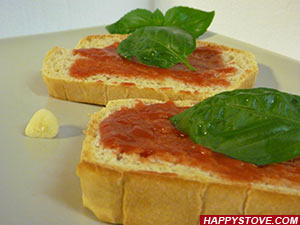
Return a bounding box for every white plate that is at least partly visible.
[0,26,299,225]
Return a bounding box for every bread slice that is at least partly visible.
[77,99,300,225]
[42,34,258,105]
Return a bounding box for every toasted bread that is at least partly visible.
[77,99,300,225]
[42,34,258,105]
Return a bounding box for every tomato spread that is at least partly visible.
[99,101,300,184]
[70,43,236,86]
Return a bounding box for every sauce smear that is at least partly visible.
[70,43,236,86]
[99,101,300,184]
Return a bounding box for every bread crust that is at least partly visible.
[76,99,300,225]
[77,162,123,223]
[42,71,257,105]
[42,34,258,105]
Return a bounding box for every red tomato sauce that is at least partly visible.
[70,42,236,86]
[99,101,300,184]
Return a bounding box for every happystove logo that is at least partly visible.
[200,215,299,225]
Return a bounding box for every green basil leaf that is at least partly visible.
[117,26,196,70]
[164,6,215,38]
[170,88,300,166]
[152,9,165,26]
[106,8,164,34]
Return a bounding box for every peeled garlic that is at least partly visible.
[25,109,59,138]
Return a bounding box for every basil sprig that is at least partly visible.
[107,7,214,39]
[170,88,300,166]
[106,6,214,70]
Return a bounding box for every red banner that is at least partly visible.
[200,215,300,225]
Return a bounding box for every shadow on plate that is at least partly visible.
[57,125,83,139]
[27,72,48,97]
[255,63,279,89]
